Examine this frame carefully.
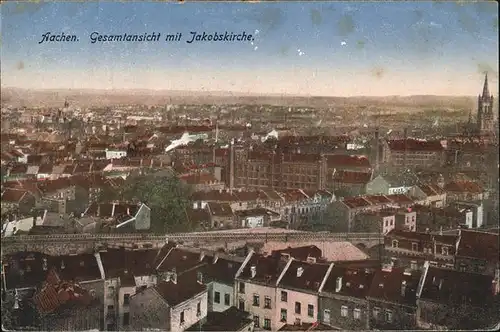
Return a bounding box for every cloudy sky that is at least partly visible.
[1,1,498,96]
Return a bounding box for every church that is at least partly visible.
[465,73,497,137]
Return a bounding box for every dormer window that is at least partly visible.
[392,240,399,248]
[441,246,449,256]
[411,243,418,251]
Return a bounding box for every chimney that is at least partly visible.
[401,280,407,297]
[61,260,65,270]
[297,267,304,278]
[250,265,257,278]
[171,270,177,284]
[42,258,48,271]
[213,254,219,264]
[197,271,203,284]
[199,251,205,262]
[335,277,342,292]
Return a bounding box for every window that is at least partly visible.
[372,307,380,319]
[280,309,287,322]
[107,286,115,299]
[281,291,288,302]
[123,312,130,326]
[263,318,271,330]
[239,282,245,294]
[180,311,185,324]
[353,308,361,320]
[123,294,130,305]
[323,309,331,324]
[264,296,271,309]
[214,291,220,304]
[385,309,393,322]
[224,293,230,306]
[392,240,398,248]
[410,261,418,270]
[253,316,260,328]
[197,302,201,316]
[441,246,449,255]
[107,305,114,311]
[239,299,245,311]
[253,294,260,307]
[307,304,314,317]
[341,305,348,317]
[412,242,418,251]
[295,302,301,314]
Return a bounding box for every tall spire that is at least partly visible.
[482,72,490,98]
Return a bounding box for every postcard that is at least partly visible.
[1,1,499,332]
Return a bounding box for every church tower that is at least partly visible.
[477,73,495,134]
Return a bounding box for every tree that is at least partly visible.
[98,172,194,234]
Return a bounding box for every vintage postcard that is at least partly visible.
[1,1,499,331]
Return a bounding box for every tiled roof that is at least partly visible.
[156,247,204,273]
[271,245,322,261]
[207,202,234,217]
[278,260,330,292]
[239,254,288,284]
[327,154,371,168]
[457,230,499,263]
[152,269,206,306]
[419,184,445,196]
[388,139,443,151]
[419,266,495,306]
[367,267,421,306]
[322,266,375,299]
[100,248,159,279]
[333,170,372,184]
[1,188,29,203]
[444,181,484,193]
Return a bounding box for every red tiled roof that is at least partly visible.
[327,155,371,168]
[386,194,414,204]
[444,181,484,193]
[1,188,29,203]
[419,184,445,196]
[343,196,372,208]
[180,173,218,185]
[333,170,372,184]
[282,153,320,163]
[388,139,443,151]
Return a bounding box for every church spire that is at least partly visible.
[482,72,490,98]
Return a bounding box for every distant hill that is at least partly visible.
[0,87,477,109]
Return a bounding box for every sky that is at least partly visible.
[1,1,498,96]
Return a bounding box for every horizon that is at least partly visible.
[0,85,488,99]
[1,1,498,96]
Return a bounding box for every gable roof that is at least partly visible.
[367,267,422,306]
[418,266,495,307]
[152,269,206,307]
[457,230,499,263]
[278,260,331,292]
